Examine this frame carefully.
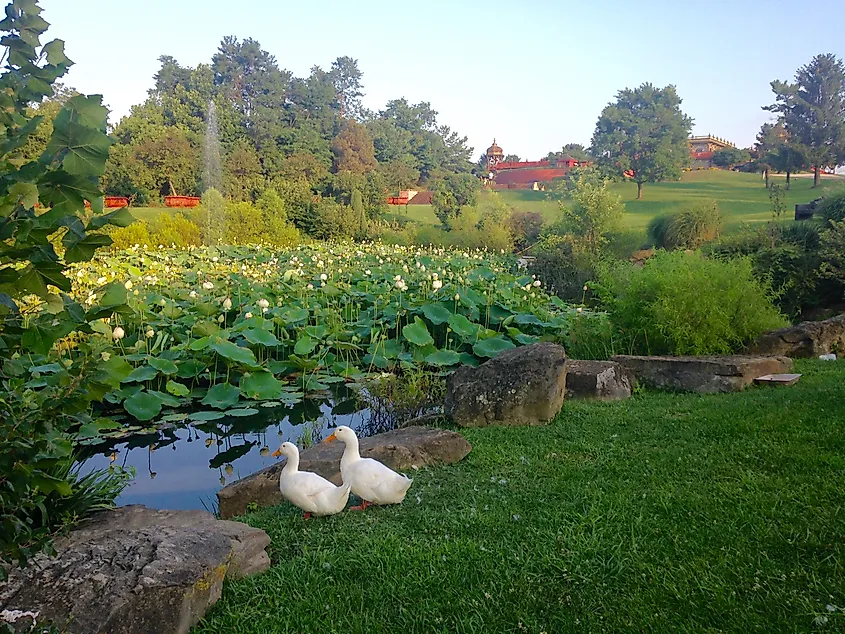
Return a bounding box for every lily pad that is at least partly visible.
[402,318,434,347]
[473,336,516,358]
[202,382,241,409]
[123,391,163,422]
[240,371,284,400]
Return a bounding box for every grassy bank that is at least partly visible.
[195,359,845,633]
[392,170,842,233]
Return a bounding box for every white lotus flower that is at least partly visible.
[146,328,155,338]
[245,312,253,319]
[577,307,583,313]
[258,298,270,309]
[112,327,125,340]
[320,273,328,281]
[124,280,133,290]
[97,276,107,284]
[364,270,371,276]
[202,281,214,290]
[159,299,166,307]
[533,280,541,287]
[218,314,225,323]
[223,297,233,311]
[583,285,589,291]
[394,274,402,281]
[432,273,438,280]
[189,291,197,298]
[455,294,460,301]
[432,280,443,290]
[307,283,314,290]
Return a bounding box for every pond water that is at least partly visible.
[78,388,383,511]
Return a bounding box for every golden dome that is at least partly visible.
[486,139,503,156]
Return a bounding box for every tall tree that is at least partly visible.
[768,142,807,190]
[331,120,377,174]
[754,122,782,188]
[766,53,845,187]
[591,83,693,199]
[330,56,364,120]
[503,153,521,163]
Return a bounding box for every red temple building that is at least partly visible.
[485,140,585,189]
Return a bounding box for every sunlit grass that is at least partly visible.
[196,359,845,633]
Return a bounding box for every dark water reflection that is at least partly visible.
[78,390,383,511]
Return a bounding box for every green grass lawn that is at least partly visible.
[196,359,845,633]
[392,171,843,235]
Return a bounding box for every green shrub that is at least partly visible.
[708,222,843,319]
[107,222,152,250]
[150,213,201,247]
[820,220,845,287]
[225,201,265,244]
[818,190,845,225]
[649,201,723,249]
[507,210,544,251]
[597,250,788,355]
[529,234,598,303]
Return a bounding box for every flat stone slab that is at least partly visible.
[565,360,633,401]
[754,373,802,386]
[747,313,845,358]
[0,505,270,634]
[217,426,471,520]
[612,355,794,394]
[445,342,568,427]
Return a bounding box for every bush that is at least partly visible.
[529,234,598,303]
[820,220,845,287]
[107,222,152,250]
[507,210,544,251]
[818,190,845,225]
[708,222,844,319]
[150,213,201,247]
[596,250,788,355]
[649,201,723,249]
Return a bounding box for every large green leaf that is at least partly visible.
[165,380,190,397]
[402,317,434,347]
[123,391,163,421]
[421,303,451,325]
[240,371,284,400]
[148,357,178,375]
[473,336,516,358]
[124,365,158,383]
[210,339,258,367]
[46,95,111,177]
[202,382,241,409]
[243,328,281,347]
[294,336,318,355]
[87,206,135,230]
[448,313,480,339]
[31,470,72,496]
[425,349,461,366]
[63,233,113,263]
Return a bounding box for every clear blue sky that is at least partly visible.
[41,0,845,161]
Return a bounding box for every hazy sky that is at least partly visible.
[41,0,845,161]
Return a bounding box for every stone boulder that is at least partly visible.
[612,355,793,394]
[746,313,845,358]
[566,360,634,401]
[217,426,472,519]
[444,342,567,427]
[0,505,270,634]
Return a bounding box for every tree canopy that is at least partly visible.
[590,83,692,199]
[87,42,474,227]
[766,53,845,187]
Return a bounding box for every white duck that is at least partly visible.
[324,426,413,511]
[271,442,351,518]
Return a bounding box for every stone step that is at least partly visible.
[565,360,633,401]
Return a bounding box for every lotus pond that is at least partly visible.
[25,242,608,508]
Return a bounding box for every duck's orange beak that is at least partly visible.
[271,448,282,458]
[324,433,337,443]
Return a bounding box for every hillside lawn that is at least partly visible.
[195,359,845,633]
[390,170,844,233]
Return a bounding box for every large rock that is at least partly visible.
[612,355,793,394]
[747,313,845,358]
[566,360,633,401]
[445,342,568,427]
[0,506,270,634]
[217,426,472,520]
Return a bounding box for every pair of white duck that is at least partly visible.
[271,425,413,518]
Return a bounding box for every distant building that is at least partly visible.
[485,140,586,189]
[688,135,735,169]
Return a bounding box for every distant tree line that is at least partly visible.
[25,38,476,236]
